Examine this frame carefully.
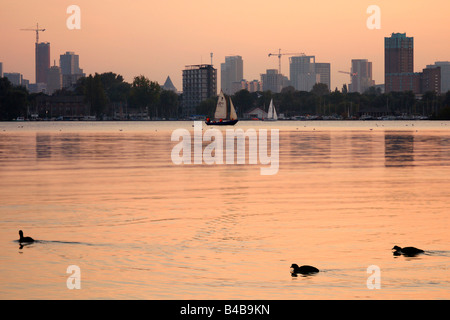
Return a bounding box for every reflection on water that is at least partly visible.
[0,121,449,299]
[8,123,450,169]
[287,132,331,167]
[385,132,414,167]
[36,134,52,159]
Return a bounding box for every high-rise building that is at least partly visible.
[385,33,413,74]
[22,79,30,90]
[261,69,284,93]
[47,63,62,95]
[289,55,316,91]
[60,51,82,75]
[221,56,243,95]
[228,79,262,93]
[427,61,450,93]
[59,51,85,88]
[4,72,23,86]
[182,64,217,117]
[36,42,50,84]
[231,80,248,94]
[349,59,375,93]
[384,33,419,93]
[248,80,262,93]
[0,62,3,78]
[315,63,331,91]
[420,66,441,94]
[28,83,47,94]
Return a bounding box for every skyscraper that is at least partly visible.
[60,51,83,75]
[429,61,450,93]
[36,42,50,84]
[349,59,375,93]
[231,80,248,94]
[60,51,85,88]
[248,80,262,93]
[182,64,217,117]
[221,56,243,95]
[385,33,419,93]
[47,63,62,95]
[261,69,284,93]
[0,62,3,78]
[421,66,441,94]
[289,55,316,91]
[315,63,331,90]
[4,73,23,86]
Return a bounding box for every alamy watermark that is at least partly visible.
[366,265,381,289]
[171,121,279,175]
[66,5,81,30]
[366,5,381,30]
[65,5,380,31]
[66,265,81,289]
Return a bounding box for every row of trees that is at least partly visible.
[203,84,450,120]
[0,77,28,120]
[0,72,179,120]
[71,72,178,119]
[1,73,450,120]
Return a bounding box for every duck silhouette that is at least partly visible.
[392,245,424,257]
[290,264,319,276]
[18,230,34,243]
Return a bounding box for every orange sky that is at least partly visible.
[1,0,449,91]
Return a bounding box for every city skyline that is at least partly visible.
[1,1,449,92]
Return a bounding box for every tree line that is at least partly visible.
[200,83,450,120]
[0,77,28,120]
[71,72,179,119]
[1,74,450,120]
[0,72,179,120]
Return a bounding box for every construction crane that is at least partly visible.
[268,49,305,74]
[339,70,357,76]
[21,23,46,43]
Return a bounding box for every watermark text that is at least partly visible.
[66,5,81,30]
[171,122,279,175]
[366,5,381,30]
[366,265,381,289]
[66,265,81,289]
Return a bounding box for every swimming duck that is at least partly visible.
[290,264,319,275]
[18,230,34,243]
[392,245,424,257]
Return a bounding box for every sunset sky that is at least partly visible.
[1,0,449,91]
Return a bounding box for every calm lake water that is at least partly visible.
[0,120,449,299]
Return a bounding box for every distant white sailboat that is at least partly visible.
[264,99,278,121]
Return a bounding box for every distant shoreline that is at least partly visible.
[6,118,450,123]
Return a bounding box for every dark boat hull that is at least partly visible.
[205,119,238,126]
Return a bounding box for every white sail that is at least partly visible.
[229,98,237,120]
[214,91,227,120]
[272,101,278,120]
[267,99,278,120]
[267,99,273,119]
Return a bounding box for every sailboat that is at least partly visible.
[264,99,278,121]
[205,90,238,126]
